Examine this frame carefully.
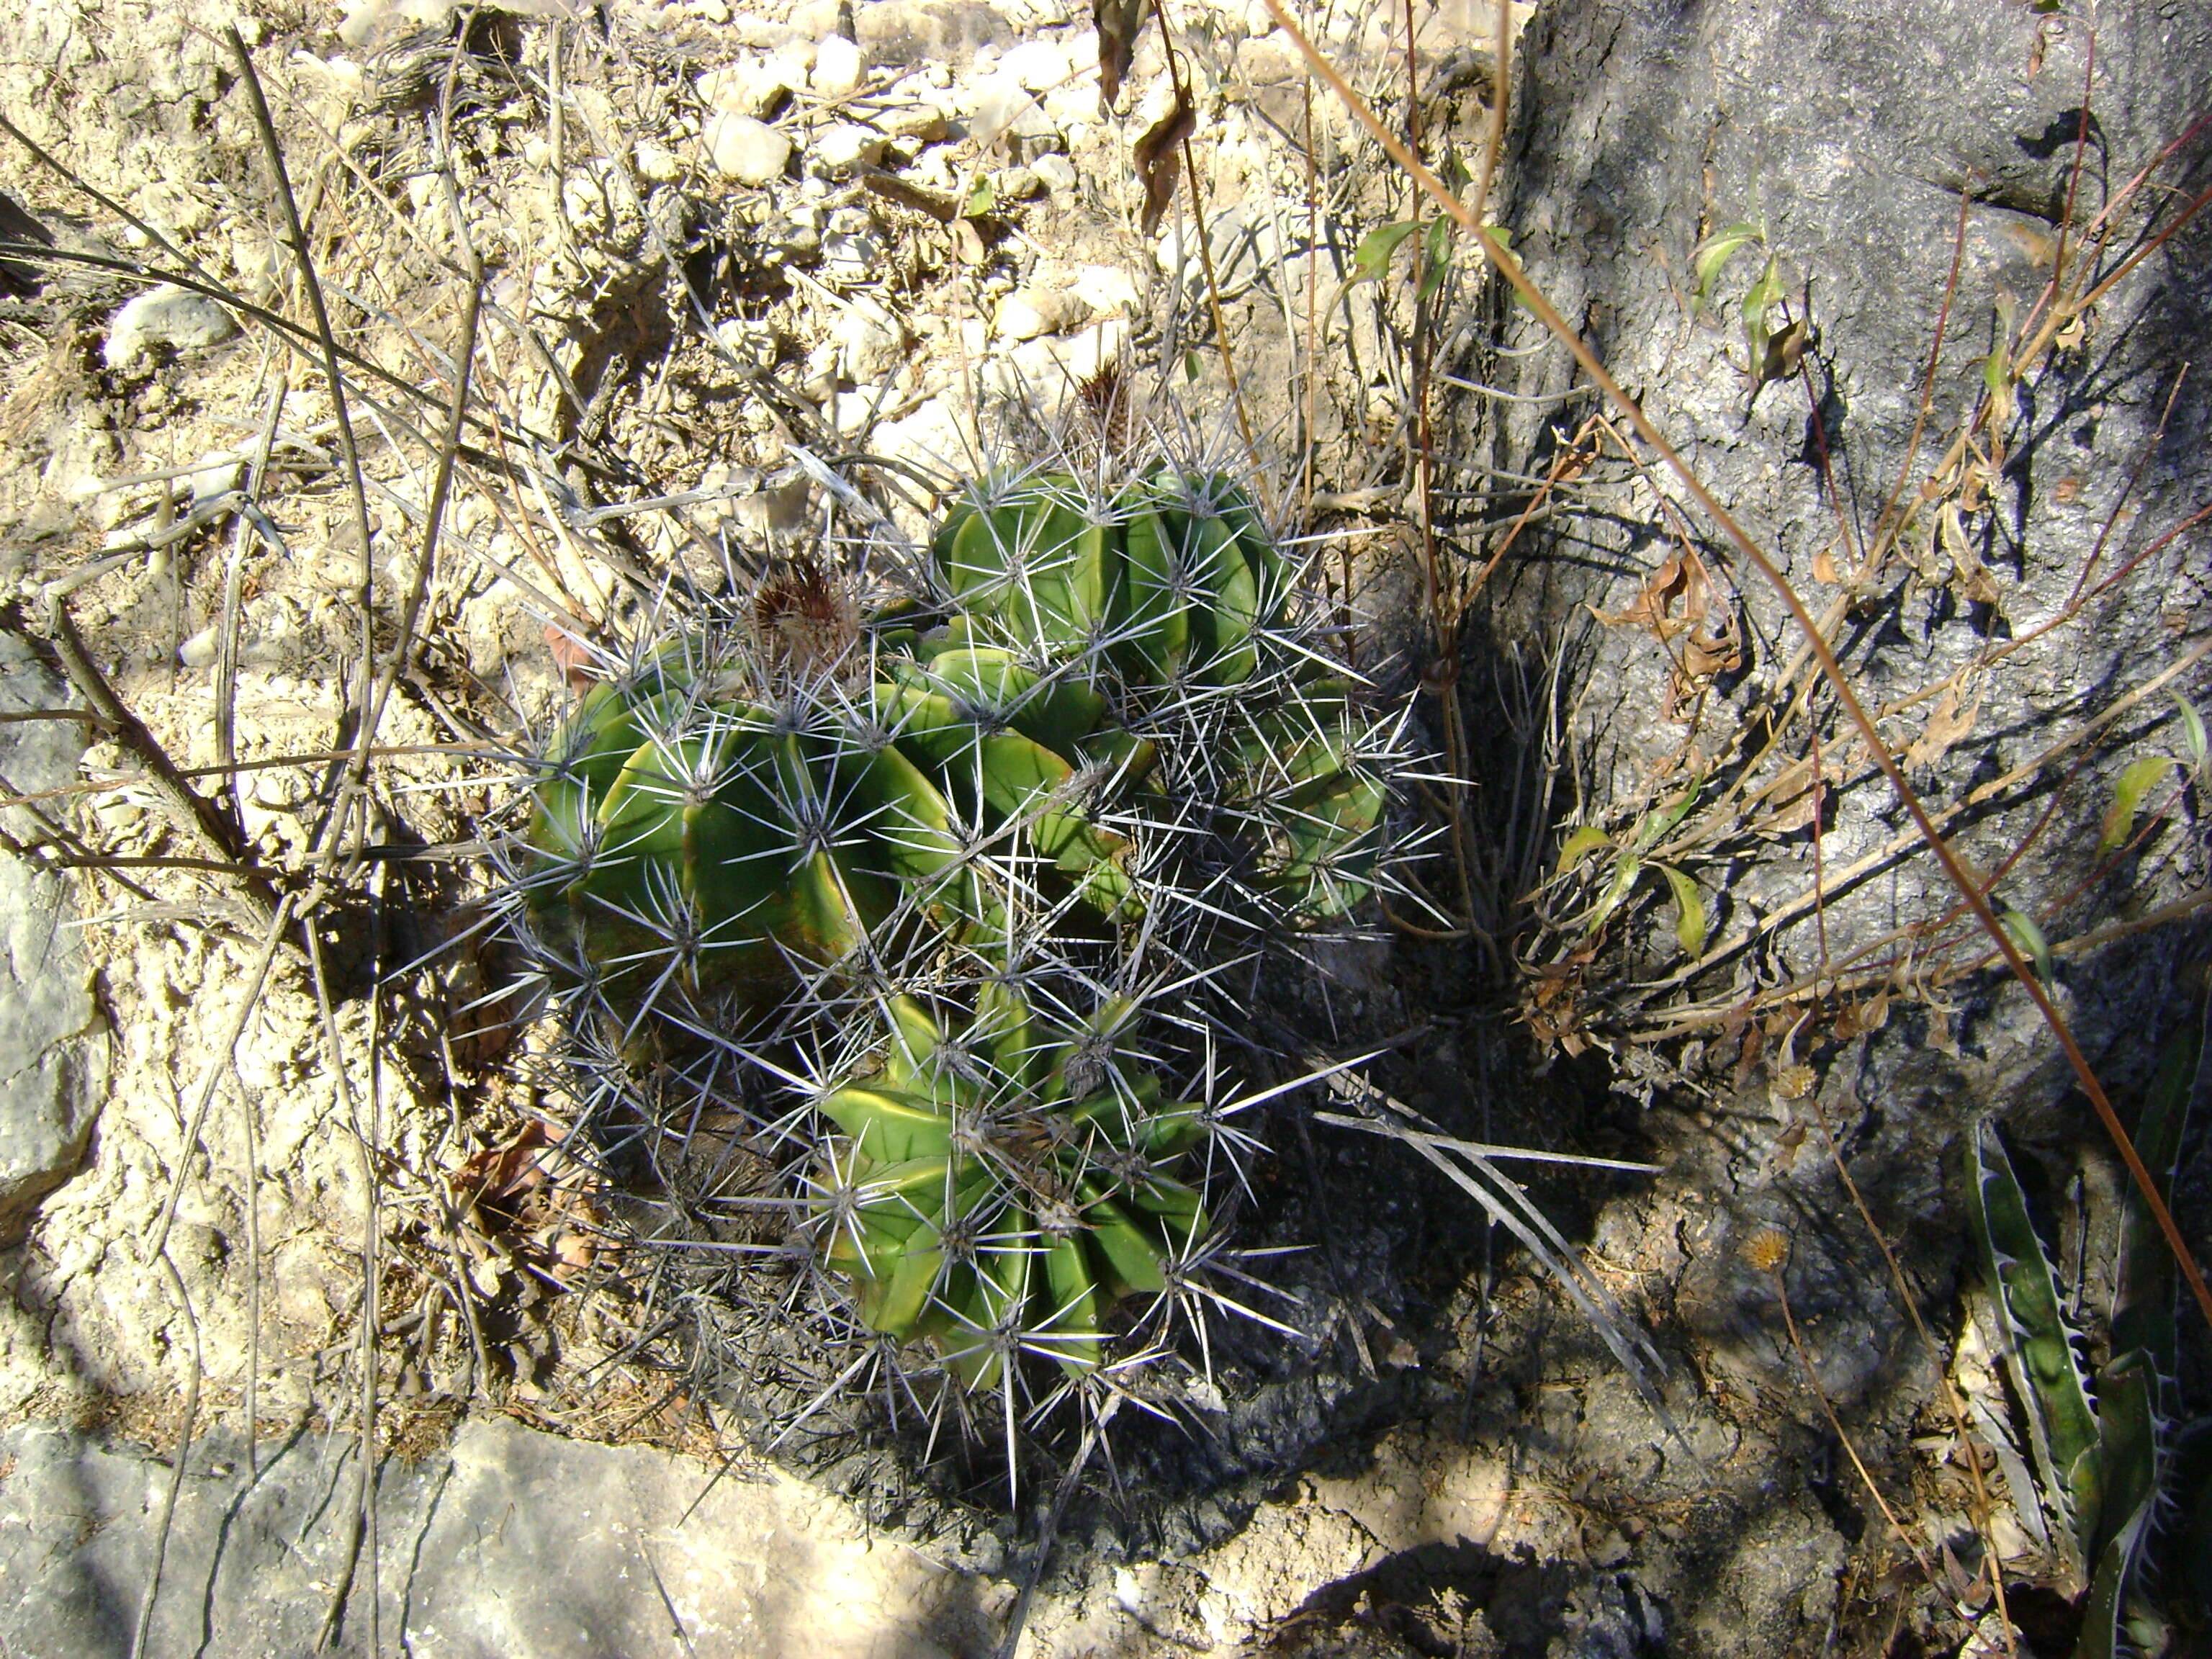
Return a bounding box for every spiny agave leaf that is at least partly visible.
[1692,222,1762,314]
[2075,1353,2159,1659]
[1116,500,1192,679]
[974,976,1040,1086]
[878,995,945,1089]
[1040,1233,1105,1376]
[1658,863,1707,958]
[855,1228,945,1339]
[1966,1120,2102,1581]
[2098,754,2177,854]
[1080,1188,1173,1296]
[2110,1015,2202,1379]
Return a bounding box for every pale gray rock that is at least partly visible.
[0,1415,994,1658]
[853,0,1011,68]
[102,284,238,368]
[0,629,103,1244]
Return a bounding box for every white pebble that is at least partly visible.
[811,34,865,95]
[994,285,1086,341]
[633,140,683,181]
[1030,152,1077,193]
[704,112,794,184]
[814,122,886,174]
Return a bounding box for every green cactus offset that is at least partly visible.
[811,986,1210,1390]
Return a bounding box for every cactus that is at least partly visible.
[499,453,1406,1409]
[809,986,1208,1388]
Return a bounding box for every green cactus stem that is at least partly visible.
[809,988,1209,1388]
[931,467,1285,686]
[519,642,1151,1037]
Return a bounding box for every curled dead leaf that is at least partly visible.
[1134,84,1194,238]
[1751,755,1828,837]
[1095,0,1146,109]
[1938,502,2002,607]
[449,1121,605,1285]
[1904,683,1979,775]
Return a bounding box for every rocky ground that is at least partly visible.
[1,0,2208,1655]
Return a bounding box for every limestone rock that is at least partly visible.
[0,1416,992,1658]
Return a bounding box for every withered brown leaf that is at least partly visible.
[1096,0,1147,109]
[1134,84,1194,237]
[1904,683,1979,773]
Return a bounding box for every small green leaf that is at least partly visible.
[1475,225,1535,310]
[2000,907,2053,983]
[963,173,997,217]
[1633,778,1704,850]
[2174,693,2207,775]
[1741,253,1785,377]
[1692,222,1762,314]
[1588,850,1641,932]
[1419,217,1453,303]
[1440,146,1471,192]
[1351,220,1421,285]
[2098,754,2176,854]
[1658,863,1707,957]
[1555,824,1612,874]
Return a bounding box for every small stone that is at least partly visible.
[821,225,884,284]
[814,122,886,174]
[178,626,220,670]
[831,307,904,380]
[697,56,796,118]
[995,37,1073,87]
[705,112,793,184]
[880,100,950,142]
[791,0,848,36]
[994,284,1085,340]
[1071,261,1138,314]
[993,165,1044,202]
[967,77,1056,153]
[632,140,683,182]
[1030,152,1077,193]
[811,33,866,94]
[103,285,238,369]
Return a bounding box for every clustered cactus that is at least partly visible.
[499,446,1405,1426]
